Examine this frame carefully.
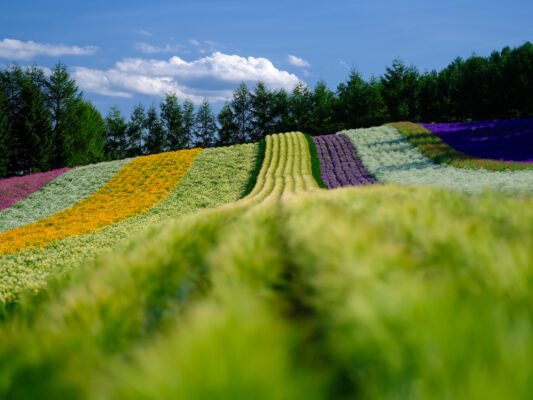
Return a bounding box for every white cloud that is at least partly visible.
[189,39,201,46]
[72,52,300,103]
[288,55,310,68]
[137,30,153,37]
[0,38,98,60]
[135,42,182,54]
[339,59,350,69]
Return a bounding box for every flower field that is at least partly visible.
[341,126,533,194]
[0,150,200,255]
[0,159,130,233]
[312,134,376,188]
[421,119,533,162]
[0,167,71,211]
[390,121,533,171]
[0,128,532,399]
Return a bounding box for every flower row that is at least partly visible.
[312,134,376,188]
[0,167,72,211]
[390,121,533,171]
[0,159,130,233]
[0,149,201,255]
[340,126,533,195]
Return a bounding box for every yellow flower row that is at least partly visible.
[0,149,202,255]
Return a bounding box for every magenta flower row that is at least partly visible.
[0,167,72,211]
[312,134,377,188]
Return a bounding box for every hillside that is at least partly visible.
[0,123,532,398]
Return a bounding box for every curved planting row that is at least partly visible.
[1,181,533,398]
[340,126,533,194]
[312,134,377,188]
[0,144,258,305]
[421,119,533,162]
[390,121,533,171]
[0,167,72,211]
[0,149,201,255]
[0,159,130,233]
[244,131,319,203]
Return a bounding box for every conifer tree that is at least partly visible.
[144,104,166,154]
[231,83,252,143]
[194,98,217,147]
[182,99,195,148]
[250,82,276,142]
[19,67,53,173]
[126,103,146,157]
[217,103,238,146]
[0,91,11,177]
[46,62,81,167]
[63,99,106,166]
[104,106,128,160]
[160,92,184,150]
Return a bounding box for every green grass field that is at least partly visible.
[0,130,532,399]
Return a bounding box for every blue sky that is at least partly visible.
[1,0,532,116]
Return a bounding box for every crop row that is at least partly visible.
[340,126,533,194]
[0,167,72,211]
[1,183,532,398]
[390,121,533,171]
[0,144,258,306]
[0,149,201,255]
[421,119,533,162]
[312,134,376,188]
[0,159,130,233]
[244,131,319,204]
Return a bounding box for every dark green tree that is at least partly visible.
[250,82,276,141]
[160,92,185,150]
[46,62,81,167]
[289,81,312,133]
[144,104,166,154]
[217,103,238,146]
[309,80,337,135]
[126,103,146,157]
[63,99,106,166]
[0,90,11,177]
[19,67,54,173]
[381,58,420,121]
[104,106,128,160]
[182,99,195,148]
[231,83,253,143]
[194,98,217,147]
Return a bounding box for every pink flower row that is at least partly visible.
[0,167,72,211]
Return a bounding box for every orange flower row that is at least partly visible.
[0,149,202,255]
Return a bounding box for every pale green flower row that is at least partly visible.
[0,159,131,233]
[0,144,258,306]
[340,126,533,194]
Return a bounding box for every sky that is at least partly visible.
[1,0,532,116]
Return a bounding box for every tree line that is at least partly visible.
[1,42,532,178]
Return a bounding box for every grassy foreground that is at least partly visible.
[0,132,532,398]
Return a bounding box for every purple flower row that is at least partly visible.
[313,134,377,188]
[0,167,72,211]
[420,119,533,162]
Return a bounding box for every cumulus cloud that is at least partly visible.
[135,42,182,54]
[288,55,310,68]
[0,38,98,60]
[72,52,300,103]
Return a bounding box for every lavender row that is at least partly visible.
[312,134,377,188]
[420,119,533,162]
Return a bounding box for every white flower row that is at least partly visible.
[0,158,131,233]
[340,126,533,194]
